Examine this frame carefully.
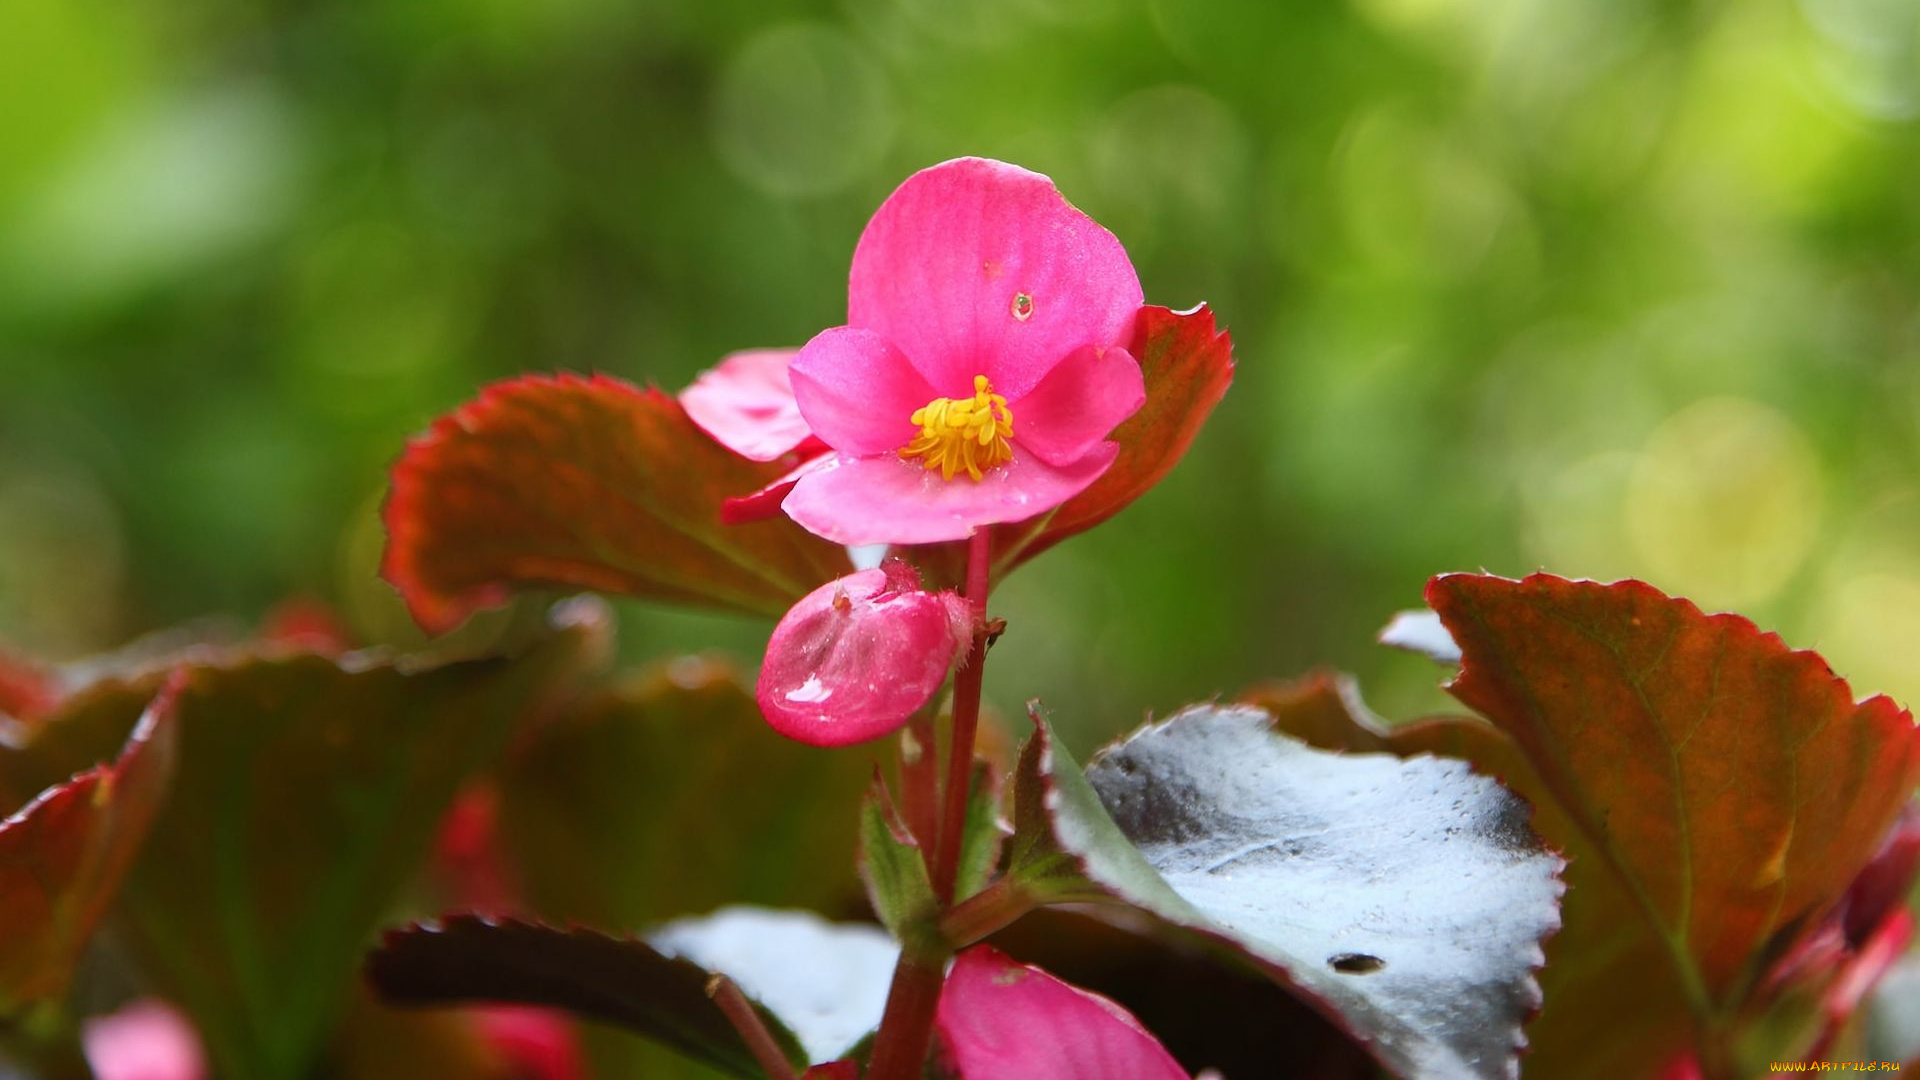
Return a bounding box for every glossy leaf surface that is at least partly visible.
[1246,670,1694,1080]
[1008,705,1563,1080]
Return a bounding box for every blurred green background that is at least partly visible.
[4,0,1920,745]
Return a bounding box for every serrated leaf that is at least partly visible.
[367,914,798,1078]
[1429,573,1920,1009]
[74,606,606,1080]
[368,908,897,1073]
[0,675,179,1013]
[1008,704,1563,1080]
[1246,669,1694,1080]
[383,372,851,633]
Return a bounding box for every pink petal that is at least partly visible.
[936,946,1187,1080]
[474,1005,590,1080]
[1009,344,1144,468]
[680,349,815,462]
[84,1000,208,1080]
[848,158,1143,402]
[790,327,937,457]
[756,562,972,747]
[782,445,1118,546]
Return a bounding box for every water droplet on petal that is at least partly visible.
[786,675,831,704]
[1011,292,1034,321]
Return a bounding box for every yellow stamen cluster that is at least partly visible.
[898,374,1015,481]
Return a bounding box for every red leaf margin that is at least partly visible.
[0,669,182,1011]
[1429,572,1920,1003]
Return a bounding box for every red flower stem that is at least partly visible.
[867,530,994,1080]
[706,974,798,1080]
[864,947,948,1080]
[931,527,993,905]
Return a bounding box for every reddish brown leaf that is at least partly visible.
[1033,303,1233,549]
[384,373,850,633]
[1428,573,1920,1010]
[0,647,61,723]
[0,672,180,1013]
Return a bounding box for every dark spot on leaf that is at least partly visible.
[1328,953,1385,975]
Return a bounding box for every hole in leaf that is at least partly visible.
[1327,953,1384,975]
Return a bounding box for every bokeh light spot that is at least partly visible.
[711,23,896,199]
[1626,397,1823,610]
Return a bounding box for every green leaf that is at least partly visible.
[493,658,872,932]
[1008,703,1563,1080]
[92,604,606,1080]
[858,773,937,951]
[954,759,1008,902]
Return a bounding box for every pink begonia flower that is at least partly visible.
[935,946,1188,1080]
[83,1000,208,1080]
[734,157,1147,546]
[757,560,972,746]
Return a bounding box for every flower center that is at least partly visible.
[898,374,1015,482]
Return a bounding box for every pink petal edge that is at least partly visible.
[680,349,814,462]
[936,946,1188,1080]
[1010,344,1145,468]
[782,444,1119,547]
[849,158,1143,402]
